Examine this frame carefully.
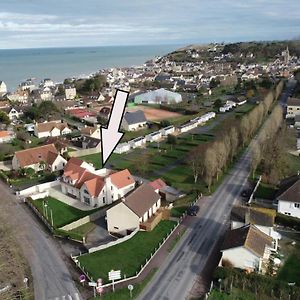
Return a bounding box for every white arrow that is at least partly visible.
[101,89,129,165]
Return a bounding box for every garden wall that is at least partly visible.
[68,147,101,158]
[17,181,60,197]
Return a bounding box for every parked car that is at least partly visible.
[187,205,199,216]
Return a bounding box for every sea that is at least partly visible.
[0,44,181,91]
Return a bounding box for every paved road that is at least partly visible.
[138,82,293,300]
[138,144,252,300]
[0,181,82,300]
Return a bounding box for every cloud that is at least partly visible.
[0,0,299,48]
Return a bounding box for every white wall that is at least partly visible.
[221,247,260,271]
[106,202,140,235]
[278,200,300,218]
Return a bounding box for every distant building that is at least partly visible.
[286,97,300,118]
[20,79,35,92]
[0,131,15,143]
[121,110,147,131]
[0,81,7,96]
[34,121,72,138]
[134,88,182,105]
[65,86,77,100]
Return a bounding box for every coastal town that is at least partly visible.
[1,40,300,300]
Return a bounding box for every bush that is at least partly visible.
[275,213,300,231]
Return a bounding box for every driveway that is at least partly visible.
[85,216,116,248]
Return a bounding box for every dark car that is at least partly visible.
[241,189,251,198]
[187,205,199,216]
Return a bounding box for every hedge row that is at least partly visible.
[275,213,300,231]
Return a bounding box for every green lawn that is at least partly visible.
[32,197,101,228]
[234,103,256,114]
[78,220,177,283]
[277,253,300,286]
[287,154,300,176]
[69,222,96,237]
[91,269,157,300]
[170,206,188,218]
[254,182,278,200]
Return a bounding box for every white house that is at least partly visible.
[146,131,162,142]
[129,136,147,149]
[106,183,161,235]
[230,205,280,248]
[12,144,67,172]
[114,142,131,154]
[277,179,300,218]
[220,224,273,273]
[60,158,135,207]
[5,107,23,120]
[80,125,101,139]
[160,125,175,136]
[121,110,147,131]
[34,121,72,138]
[0,81,8,96]
[65,86,77,100]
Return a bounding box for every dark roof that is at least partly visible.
[221,224,272,257]
[82,135,101,149]
[124,183,160,217]
[287,97,300,107]
[124,110,147,125]
[230,205,274,227]
[277,179,300,203]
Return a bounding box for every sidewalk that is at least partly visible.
[103,196,209,293]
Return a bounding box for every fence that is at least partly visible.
[68,147,100,157]
[71,216,184,286]
[17,181,60,197]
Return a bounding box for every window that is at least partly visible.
[294,203,300,208]
[103,197,105,204]
[114,226,119,230]
[111,186,113,190]
[284,212,291,216]
[83,197,90,204]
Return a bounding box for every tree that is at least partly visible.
[251,142,262,178]
[160,120,171,127]
[167,134,177,146]
[0,111,10,125]
[204,147,217,192]
[229,127,239,161]
[209,78,220,89]
[187,147,204,183]
[213,99,222,110]
[214,140,227,181]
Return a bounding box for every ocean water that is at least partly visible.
[0,44,180,91]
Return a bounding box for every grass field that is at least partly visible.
[277,253,300,286]
[32,197,101,228]
[69,222,96,237]
[234,103,256,115]
[254,182,278,200]
[78,220,176,283]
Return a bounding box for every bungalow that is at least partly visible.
[106,183,161,235]
[277,179,300,218]
[0,131,15,143]
[160,125,175,136]
[121,110,147,131]
[80,125,101,139]
[146,131,162,142]
[34,121,72,138]
[12,144,67,172]
[114,142,131,154]
[129,136,146,149]
[178,121,198,133]
[230,205,280,248]
[60,158,135,207]
[220,224,273,273]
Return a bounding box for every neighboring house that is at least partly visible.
[0,131,15,143]
[114,142,131,154]
[80,125,101,139]
[12,144,66,172]
[34,121,72,138]
[129,136,146,149]
[0,81,7,96]
[294,115,300,128]
[286,97,300,118]
[60,158,135,207]
[106,183,161,235]
[121,110,147,131]
[220,224,273,273]
[24,123,35,134]
[230,205,280,246]
[81,136,101,149]
[277,179,300,218]
[3,107,23,120]
[7,89,29,104]
[65,86,77,100]
[178,121,198,133]
[160,125,175,136]
[146,131,162,142]
[149,178,184,201]
[134,88,182,105]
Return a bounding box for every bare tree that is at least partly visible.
[204,147,217,192]
[251,141,262,178]
[187,147,204,183]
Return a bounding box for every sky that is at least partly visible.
[1,0,300,49]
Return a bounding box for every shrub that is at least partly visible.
[275,213,300,231]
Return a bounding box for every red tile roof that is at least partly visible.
[149,178,167,190]
[109,169,135,189]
